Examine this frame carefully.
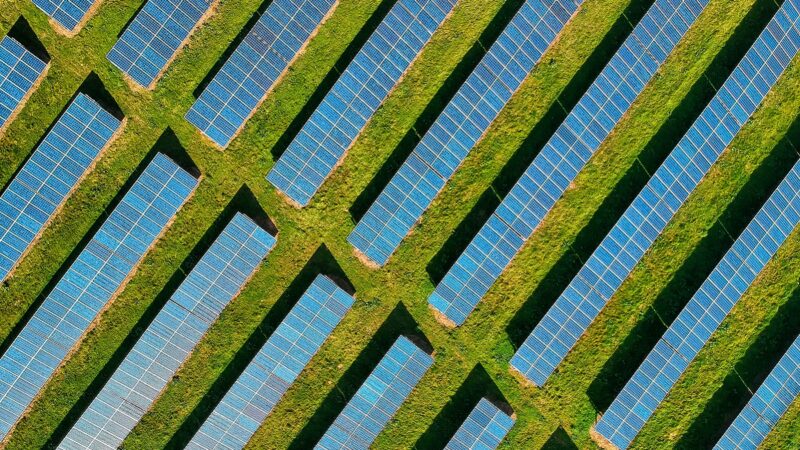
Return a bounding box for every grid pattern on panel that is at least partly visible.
[58,212,275,450]
[715,336,800,450]
[0,153,197,441]
[186,274,354,450]
[0,36,47,132]
[510,0,800,388]
[267,0,458,207]
[593,159,800,450]
[445,398,515,450]
[427,0,710,327]
[186,0,336,148]
[315,336,433,450]
[107,0,215,88]
[0,93,121,282]
[348,0,582,267]
[31,0,97,32]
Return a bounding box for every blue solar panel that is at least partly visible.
[186,0,337,148]
[0,153,197,442]
[593,157,800,449]
[186,274,354,450]
[58,212,275,450]
[348,0,583,267]
[427,0,711,326]
[0,35,47,133]
[715,335,800,450]
[107,0,216,88]
[511,0,800,389]
[267,0,458,207]
[315,335,433,449]
[445,398,515,450]
[0,93,122,283]
[31,0,97,33]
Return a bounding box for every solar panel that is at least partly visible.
[427,0,711,326]
[185,0,337,148]
[186,274,354,450]
[347,0,583,267]
[315,335,433,449]
[58,212,275,450]
[714,335,800,450]
[510,0,800,388]
[0,153,197,442]
[31,0,98,33]
[592,157,800,449]
[107,0,216,89]
[0,35,47,134]
[267,0,458,207]
[0,93,122,283]
[445,398,515,450]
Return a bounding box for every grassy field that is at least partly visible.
[1,0,800,449]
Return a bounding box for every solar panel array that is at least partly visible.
[445,398,515,450]
[511,0,800,389]
[267,0,458,207]
[59,212,275,450]
[347,0,582,267]
[186,0,336,148]
[593,157,800,449]
[427,0,710,326]
[315,335,433,449]
[186,274,354,450]
[0,153,197,442]
[107,0,216,88]
[715,335,800,450]
[31,0,97,33]
[0,93,121,283]
[0,35,47,133]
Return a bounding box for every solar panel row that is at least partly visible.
[107,0,216,88]
[59,212,275,450]
[186,274,354,450]
[267,0,458,207]
[315,335,433,450]
[0,93,122,283]
[31,0,97,33]
[593,156,800,449]
[186,0,337,148]
[511,0,800,388]
[0,153,197,442]
[715,335,800,450]
[0,35,47,133]
[445,398,515,450]
[428,0,710,327]
[348,0,583,267]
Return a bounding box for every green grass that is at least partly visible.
[1,0,800,449]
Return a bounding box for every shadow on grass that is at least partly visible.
[79,72,125,121]
[348,0,526,222]
[585,103,800,413]
[287,301,431,449]
[425,0,655,284]
[165,242,350,448]
[414,364,510,450]
[0,128,198,355]
[502,0,782,352]
[542,426,579,450]
[8,16,50,62]
[269,0,398,160]
[674,285,800,449]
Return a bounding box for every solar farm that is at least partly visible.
[0,0,800,448]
